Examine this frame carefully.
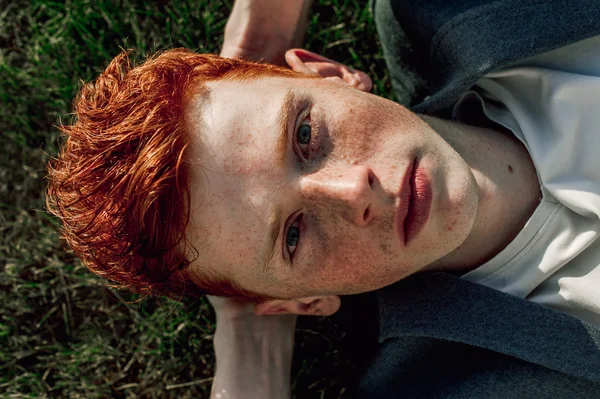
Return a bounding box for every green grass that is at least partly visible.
[0,0,392,397]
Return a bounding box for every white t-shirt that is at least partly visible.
[455,35,600,328]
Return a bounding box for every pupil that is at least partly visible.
[287,226,299,246]
[297,125,311,144]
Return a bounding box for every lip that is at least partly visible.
[395,159,415,246]
[404,158,432,244]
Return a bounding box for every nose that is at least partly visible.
[300,165,376,226]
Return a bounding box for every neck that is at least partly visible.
[421,115,541,274]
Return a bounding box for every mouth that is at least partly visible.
[395,159,415,246]
[403,158,432,245]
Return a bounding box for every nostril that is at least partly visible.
[363,206,370,221]
[367,170,375,189]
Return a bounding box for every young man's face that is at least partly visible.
[185,76,478,299]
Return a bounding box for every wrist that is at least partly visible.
[211,314,296,399]
[215,312,297,337]
[213,313,297,361]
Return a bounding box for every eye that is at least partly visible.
[296,116,312,156]
[285,214,302,259]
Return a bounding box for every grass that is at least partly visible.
[0,0,392,397]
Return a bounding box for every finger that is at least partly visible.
[284,49,320,75]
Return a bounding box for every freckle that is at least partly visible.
[447,226,453,231]
[379,242,391,255]
[508,165,513,173]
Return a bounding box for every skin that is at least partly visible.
[221,0,313,65]
[184,76,487,300]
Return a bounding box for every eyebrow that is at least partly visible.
[264,203,282,274]
[263,89,296,274]
[275,89,296,164]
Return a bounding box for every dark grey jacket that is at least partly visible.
[358,0,600,397]
[374,0,600,114]
[359,274,600,398]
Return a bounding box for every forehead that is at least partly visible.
[184,77,295,283]
[190,78,292,170]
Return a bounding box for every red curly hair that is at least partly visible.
[47,48,307,300]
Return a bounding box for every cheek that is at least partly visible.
[329,109,384,158]
[299,213,403,294]
[327,97,415,160]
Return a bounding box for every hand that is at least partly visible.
[285,48,373,92]
[221,0,312,65]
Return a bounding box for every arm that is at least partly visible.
[209,296,297,399]
[221,0,313,65]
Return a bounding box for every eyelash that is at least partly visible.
[285,213,303,260]
[294,108,314,161]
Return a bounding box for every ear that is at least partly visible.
[254,295,341,317]
[285,48,373,92]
